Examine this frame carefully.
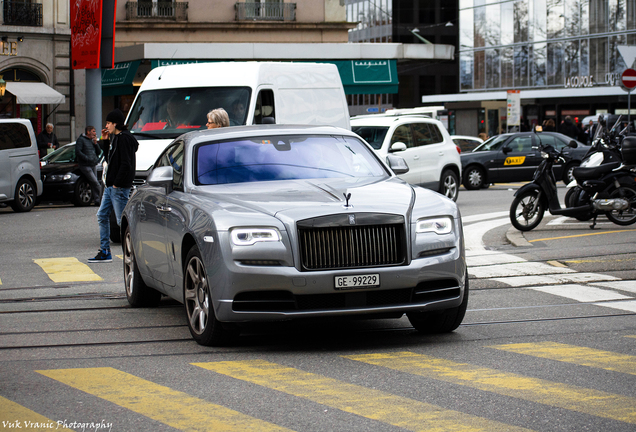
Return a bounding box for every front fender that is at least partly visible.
[514,183,541,197]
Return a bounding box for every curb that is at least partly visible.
[506,226,533,247]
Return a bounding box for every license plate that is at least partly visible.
[335,274,380,290]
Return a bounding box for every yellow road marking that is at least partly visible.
[529,229,636,242]
[34,257,102,283]
[547,260,567,267]
[564,257,636,264]
[490,342,636,376]
[0,395,74,431]
[344,351,636,424]
[37,367,290,432]
[194,360,533,432]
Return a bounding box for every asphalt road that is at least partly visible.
[0,184,635,432]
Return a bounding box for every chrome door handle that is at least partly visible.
[157,205,172,213]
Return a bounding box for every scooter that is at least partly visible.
[509,128,636,231]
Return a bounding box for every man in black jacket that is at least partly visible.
[37,123,60,158]
[75,125,102,206]
[88,109,138,263]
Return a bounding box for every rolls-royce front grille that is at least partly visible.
[298,223,406,271]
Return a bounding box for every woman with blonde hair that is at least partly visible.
[207,108,230,129]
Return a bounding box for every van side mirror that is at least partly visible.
[147,166,173,193]
[389,142,407,153]
[386,154,409,174]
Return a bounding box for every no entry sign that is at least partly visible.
[621,68,636,90]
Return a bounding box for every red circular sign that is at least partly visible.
[621,68,636,89]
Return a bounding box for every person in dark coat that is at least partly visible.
[559,116,579,139]
[88,109,138,263]
[75,125,102,206]
[37,123,60,157]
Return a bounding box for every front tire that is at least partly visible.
[510,189,545,231]
[605,185,636,225]
[184,245,238,346]
[463,166,486,190]
[10,178,36,212]
[562,162,580,184]
[407,272,469,334]
[123,226,161,307]
[439,170,459,202]
[73,177,92,207]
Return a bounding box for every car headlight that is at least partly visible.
[415,216,453,235]
[230,228,281,246]
[48,173,73,182]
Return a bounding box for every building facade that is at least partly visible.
[423,0,636,137]
[0,0,72,142]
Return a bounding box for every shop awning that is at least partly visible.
[102,60,141,97]
[320,60,399,95]
[5,82,65,104]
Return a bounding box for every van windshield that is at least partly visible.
[126,87,251,139]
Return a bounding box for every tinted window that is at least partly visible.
[474,134,509,151]
[42,145,76,163]
[352,126,389,150]
[507,136,533,152]
[390,125,414,148]
[156,141,185,190]
[196,135,387,185]
[0,123,31,150]
[536,134,558,149]
[412,123,443,146]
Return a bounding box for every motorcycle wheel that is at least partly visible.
[605,186,636,225]
[510,189,545,231]
[566,186,593,221]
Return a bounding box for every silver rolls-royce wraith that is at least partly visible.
[121,125,467,346]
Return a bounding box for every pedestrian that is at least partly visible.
[558,116,579,139]
[37,123,60,157]
[206,108,230,129]
[75,125,102,206]
[88,109,138,263]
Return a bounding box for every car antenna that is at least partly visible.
[157,49,178,81]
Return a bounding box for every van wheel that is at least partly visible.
[10,178,36,212]
[73,178,92,206]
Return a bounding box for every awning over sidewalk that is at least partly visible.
[5,82,65,104]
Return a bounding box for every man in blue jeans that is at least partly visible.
[88,109,138,263]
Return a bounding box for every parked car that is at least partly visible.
[351,114,462,201]
[460,132,590,190]
[121,125,468,346]
[451,135,483,153]
[39,143,104,206]
[0,119,42,212]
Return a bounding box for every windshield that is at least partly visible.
[127,87,251,139]
[196,135,388,185]
[472,134,510,152]
[42,145,76,163]
[351,126,389,150]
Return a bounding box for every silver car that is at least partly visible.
[121,125,467,346]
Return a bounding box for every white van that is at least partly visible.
[0,119,42,212]
[124,62,350,182]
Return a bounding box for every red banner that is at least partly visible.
[71,0,103,69]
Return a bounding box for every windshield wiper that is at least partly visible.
[131,131,170,139]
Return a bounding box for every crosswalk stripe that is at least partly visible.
[490,273,619,287]
[0,395,73,431]
[526,284,631,302]
[489,342,636,376]
[596,299,636,312]
[36,367,291,432]
[33,257,102,283]
[343,352,636,424]
[193,360,534,432]
[469,262,575,278]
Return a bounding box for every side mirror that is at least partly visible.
[386,154,409,174]
[502,146,511,154]
[389,142,407,153]
[146,166,173,193]
[568,140,578,148]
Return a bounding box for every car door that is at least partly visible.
[411,122,447,187]
[137,146,179,287]
[387,124,420,184]
[495,134,537,182]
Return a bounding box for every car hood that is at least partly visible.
[191,177,433,224]
[40,162,77,175]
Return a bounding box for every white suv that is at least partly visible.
[0,119,42,212]
[351,114,462,201]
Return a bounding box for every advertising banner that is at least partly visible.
[71,0,103,69]
[506,90,521,127]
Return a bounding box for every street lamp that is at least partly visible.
[0,75,6,98]
[410,28,432,44]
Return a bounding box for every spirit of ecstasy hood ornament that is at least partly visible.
[343,192,352,208]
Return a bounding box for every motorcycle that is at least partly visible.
[509,129,636,231]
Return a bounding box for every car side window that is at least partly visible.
[412,123,443,147]
[390,125,414,148]
[0,123,31,150]
[507,136,533,152]
[253,89,275,124]
[538,134,558,149]
[156,141,185,191]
